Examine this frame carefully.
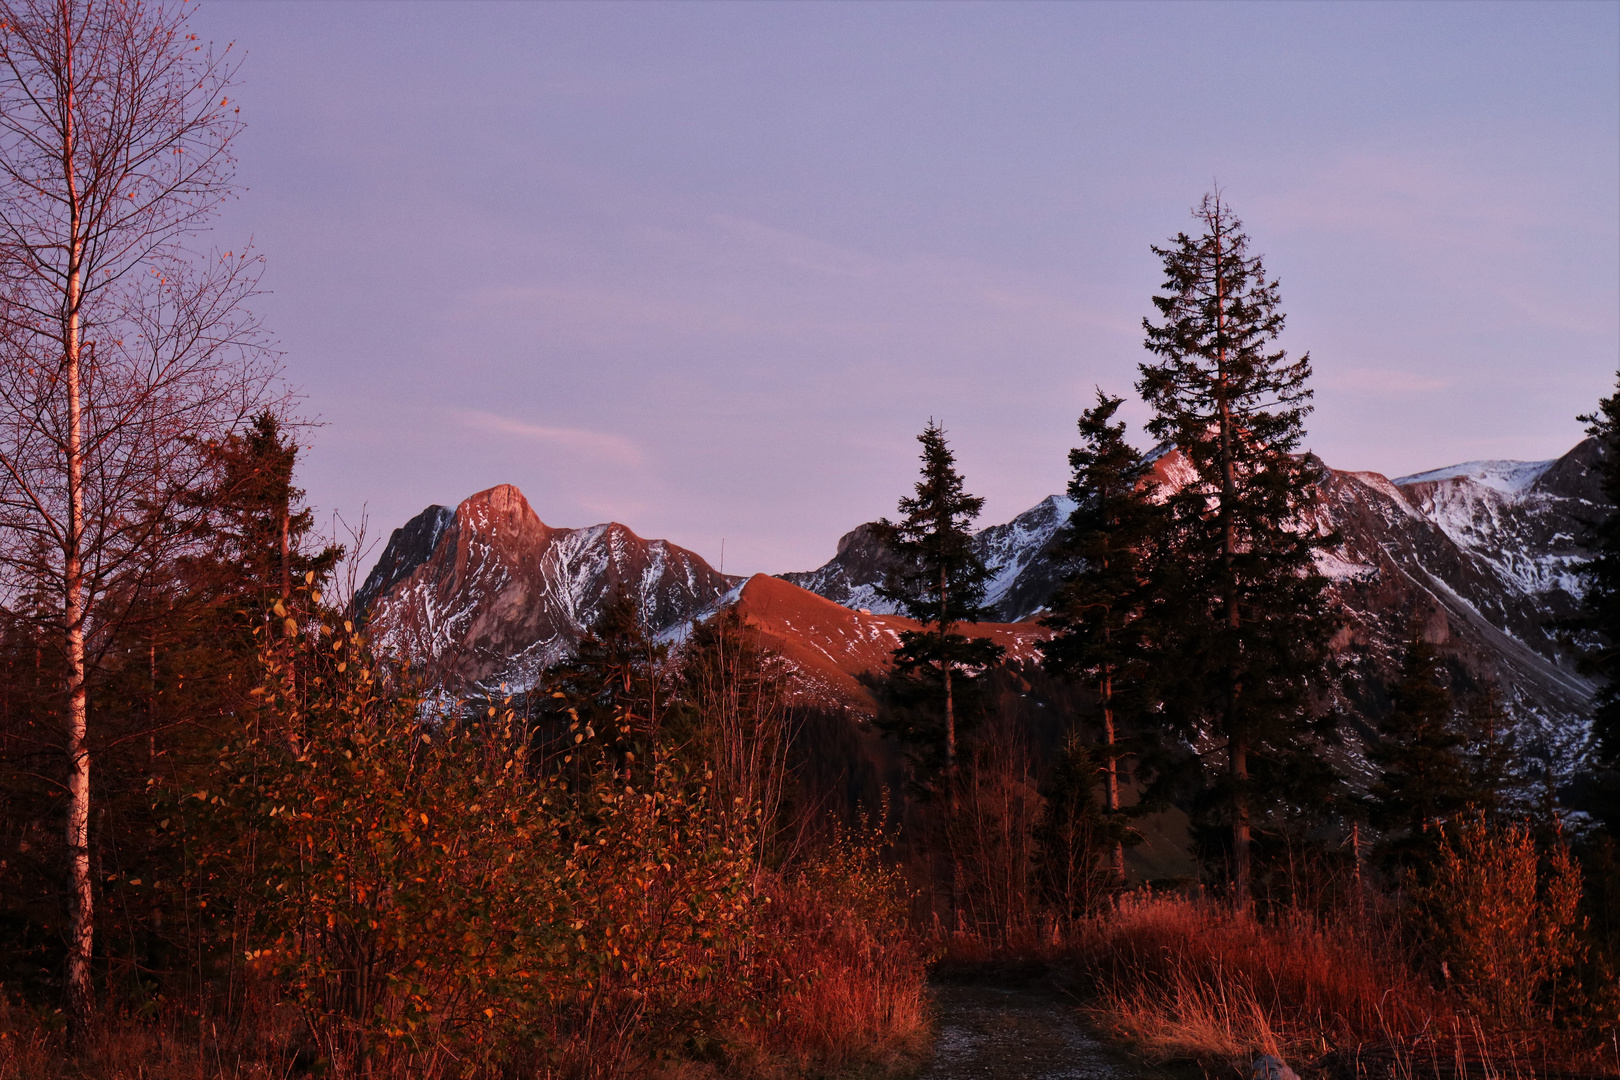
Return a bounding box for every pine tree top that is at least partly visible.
[876,421,995,630]
[1139,192,1314,461]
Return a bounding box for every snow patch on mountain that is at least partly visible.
[781,439,1604,767]
[1395,458,1556,495]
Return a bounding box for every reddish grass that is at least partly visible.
[1062,893,1612,1077]
[733,874,931,1079]
[0,989,302,1080]
[1072,892,1448,1058]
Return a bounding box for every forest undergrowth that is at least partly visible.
[0,589,931,1080]
[927,872,1619,1080]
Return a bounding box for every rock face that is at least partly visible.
[781,440,1606,754]
[779,494,1078,622]
[357,484,740,690]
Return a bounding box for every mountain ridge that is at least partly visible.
[357,440,1604,771]
[357,483,741,690]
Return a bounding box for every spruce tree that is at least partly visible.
[538,593,665,749]
[877,421,1004,814]
[1039,390,1168,881]
[1366,637,1475,875]
[1136,193,1337,914]
[184,412,344,607]
[1565,374,1620,832]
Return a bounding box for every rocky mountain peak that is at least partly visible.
[358,485,739,691]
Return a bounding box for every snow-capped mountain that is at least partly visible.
[781,439,1605,752]
[777,494,1078,621]
[356,484,740,690]
[357,440,1605,767]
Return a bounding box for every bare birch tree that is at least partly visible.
[0,0,277,1037]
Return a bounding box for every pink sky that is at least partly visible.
[192,1,1618,577]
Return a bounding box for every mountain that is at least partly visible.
[727,572,1048,713]
[356,484,740,690]
[779,494,1078,622]
[782,439,1605,761]
[356,440,1604,771]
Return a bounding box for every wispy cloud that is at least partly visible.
[453,409,642,466]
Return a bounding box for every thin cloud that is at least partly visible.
[454,409,643,466]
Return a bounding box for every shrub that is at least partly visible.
[1415,814,1585,1031]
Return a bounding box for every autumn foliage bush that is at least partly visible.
[96,583,927,1080]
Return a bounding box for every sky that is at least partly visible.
[188,0,1620,579]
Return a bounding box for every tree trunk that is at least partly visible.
[62,44,94,1039]
[1212,207,1251,917]
[1230,724,1250,915]
[944,662,956,814]
[941,568,962,930]
[279,503,291,599]
[1102,669,1124,882]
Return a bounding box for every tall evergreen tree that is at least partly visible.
[1565,374,1620,832]
[1039,391,1168,881]
[1136,193,1337,914]
[876,421,1004,814]
[185,412,343,606]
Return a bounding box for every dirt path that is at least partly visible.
[918,977,1152,1080]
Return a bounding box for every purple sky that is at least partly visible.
[190,1,1619,578]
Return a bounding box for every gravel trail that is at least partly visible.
[918,977,1152,1080]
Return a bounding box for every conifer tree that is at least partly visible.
[1039,391,1168,881]
[1366,637,1475,875]
[538,593,665,751]
[877,421,1004,814]
[1034,733,1129,916]
[1565,374,1620,832]
[185,412,343,606]
[1136,193,1337,914]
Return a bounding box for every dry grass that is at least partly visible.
[1060,893,1613,1078]
[732,856,932,1078]
[0,991,303,1080]
[1070,892,1448,1061]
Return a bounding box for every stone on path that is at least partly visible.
[1253,1055,1301,1080]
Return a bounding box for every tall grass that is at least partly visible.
[1065,892,1611,1077]
[1071,892,1446,1061]
[743,847,931,1078]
